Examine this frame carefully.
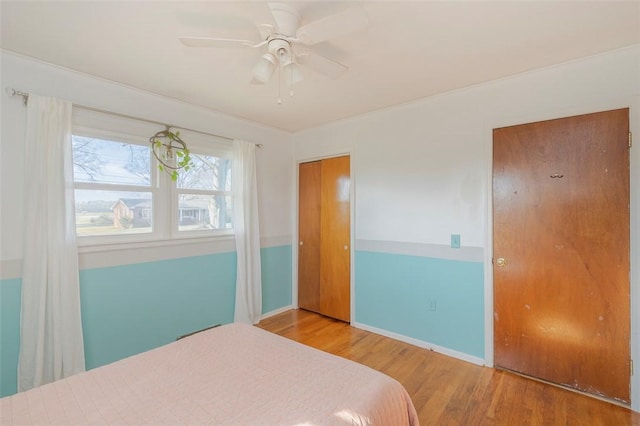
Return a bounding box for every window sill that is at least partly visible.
[77,233,234,254]
[77,234,236,271]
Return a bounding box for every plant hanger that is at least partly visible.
[150,126,192,181]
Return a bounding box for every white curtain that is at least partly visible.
[232,140,262,324]
[18,95,85,392]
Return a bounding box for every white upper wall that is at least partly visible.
[0,51,293,268]
[293,45,639,249]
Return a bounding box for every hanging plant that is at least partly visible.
[150,127,193,181]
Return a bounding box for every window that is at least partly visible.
[72,116,233,244]
[177,153,232,232]
[72,135,154,237]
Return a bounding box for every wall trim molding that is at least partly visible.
[260,235,291,248]
[355,239,484,263]
[0,259,22,280]
[0,236,292,280]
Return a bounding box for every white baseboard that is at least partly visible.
[352,321,486,367]
[260,305,294,320]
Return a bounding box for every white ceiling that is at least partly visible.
[2,1,639,132]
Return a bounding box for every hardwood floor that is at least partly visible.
[258,309,640,426]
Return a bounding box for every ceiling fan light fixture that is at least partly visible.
[251,52,276,84]
[276,46,289,64]
[179,1,369,98]
[283,62,304,85]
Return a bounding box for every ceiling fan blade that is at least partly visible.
[179,36,258,48]
[267,2,301,36]
[296,49,347,79]
[295,5,368,45]
[256,24,274,40]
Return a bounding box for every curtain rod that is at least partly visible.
[9,87,262,147]
[10,88,29,106]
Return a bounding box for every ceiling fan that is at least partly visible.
[179,2,369,95]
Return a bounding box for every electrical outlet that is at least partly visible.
[427,299,437,311]
[451,234,461,248]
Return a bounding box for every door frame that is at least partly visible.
[483,99,639,410]
[293,152,355,324]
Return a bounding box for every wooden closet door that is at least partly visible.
[319,156,351,322]
[298,161,321,313]
[493,109,630,402]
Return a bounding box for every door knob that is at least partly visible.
[344,245,349,250]
[299,241,303,246]
[496,257,507,267]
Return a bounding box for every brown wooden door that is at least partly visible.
[298,156,351,322]
[319,156,351,322]
[493,109,630,402]
[298,161,321,312]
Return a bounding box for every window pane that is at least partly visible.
[178,194,232,231]
[75,190,152,236]
[72,136,151,186]
[177,154,231,191]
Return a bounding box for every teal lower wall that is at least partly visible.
[79,253,237,370]
[261,245,292,314]
[355,250,484,358]
[0,279,21,398]
[0,244,292,398]
[2,246,483,397]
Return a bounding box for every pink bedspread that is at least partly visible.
[2,323,419,425]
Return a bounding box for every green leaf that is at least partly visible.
[171,171,178,181]
[158,164,164,172]
[176,150,184,158]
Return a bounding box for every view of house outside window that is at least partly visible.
[177,153,232,231]
[71,133,233,240]
[73,136,153,236]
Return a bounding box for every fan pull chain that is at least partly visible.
[277,63,282,105]
[290,61,294,97]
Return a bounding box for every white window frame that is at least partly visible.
[72,112,234,248]
[170,141,234,239]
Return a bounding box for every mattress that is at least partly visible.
[1,322,419,425]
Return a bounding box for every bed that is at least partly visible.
[1,323,419,425]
